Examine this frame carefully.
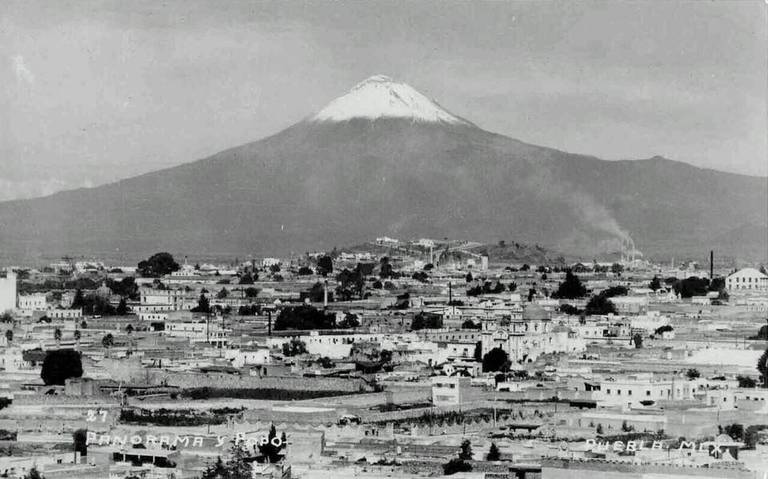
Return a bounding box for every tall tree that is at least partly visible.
[317,255,334,277]
[115,297,129,315]
[458,439,473,460]
[486,442,501,461]
[102,333,114,355]
[71,289,85,309]
[482,348,510,372]
[758,348,768,388]
[257,425,286,464]
[553,270,587,299]
[191,294,211,314]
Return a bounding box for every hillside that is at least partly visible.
[0,77,764,262]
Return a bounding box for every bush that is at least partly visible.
[443,458,472,475]
[41,349,83,386]
[737,375,757,388]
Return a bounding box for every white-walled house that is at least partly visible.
[726,268,768,291]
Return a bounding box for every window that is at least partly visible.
[646,390,651,396]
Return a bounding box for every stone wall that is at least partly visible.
[147,370,371,392]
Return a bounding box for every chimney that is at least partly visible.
[710,250,714,280]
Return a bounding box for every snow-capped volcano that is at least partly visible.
[311,75,472,125]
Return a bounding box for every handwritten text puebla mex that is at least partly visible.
[86,432,284,449]
[585,439,731,454]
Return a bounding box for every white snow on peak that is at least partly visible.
[311,75,470,125]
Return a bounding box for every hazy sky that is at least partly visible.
[1,0,766,201]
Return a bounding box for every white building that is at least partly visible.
[598,373,695,408]
[262,258,282,268]
[726,268,768,291]
[225,348,271,367]
[610,296,649,315]
[0,270,17,313]
[139,287,193,311]
[165,320,230,347]
[47,308,83,319]
[431,375,467,406]
[17,293,46,311]
[480,305,586,363]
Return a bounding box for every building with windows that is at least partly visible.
[598,373,695,408]
[431,375,469,406]
[726,268,768,291]
[17,293,46,311]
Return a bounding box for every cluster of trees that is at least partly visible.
[335,266,367,301]
[411,271,430,283]
[466,281,507,296]
[411,312,443,330]
[238,271,258,284]
[71,289,129,316]
[316,255,333,276]
[105,277,139,300]
[40,349,83,385]
[663,276,727,299]
[274,305,337,330]
[238,304,260,316]
[281,339,308,357]
[337,313,360,329]
[578,284,629,317]
[137,252,180,278]
[379,257,398,279]
[719,423,768,449]
[461,319,480,330]
[584,294,617,316]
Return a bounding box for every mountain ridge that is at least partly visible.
[0,78,765,262]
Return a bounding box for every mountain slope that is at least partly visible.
[0,77,765,262]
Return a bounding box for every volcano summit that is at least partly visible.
[0,76,765,261]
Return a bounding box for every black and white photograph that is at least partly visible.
[0,1,767,478]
